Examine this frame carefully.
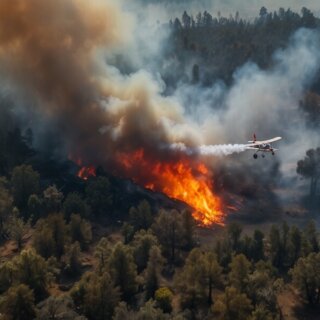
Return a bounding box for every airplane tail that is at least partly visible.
[248,133,257,143]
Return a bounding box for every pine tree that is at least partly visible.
[131,229,158,272]
[71,271,120,320]
[144,245,165,299]
[0,284,36,320]
[129,200,153,232]
[229,254,252,293]
[94,237,111,274]
[69,214,92,249]
[290,252,320,306]
[212,286,252,320]
[11,165,39,212]
[152,210,184,263]
[12,248,54,300]
[109,242,138,302]
[63,192,89,220]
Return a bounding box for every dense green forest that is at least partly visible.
[1,6,320,320]
[1,157,320,319]
[165,7,320,87]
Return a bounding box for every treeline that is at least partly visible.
[167,7,320,85]
[1,161,320,319]
[171,7,318,30]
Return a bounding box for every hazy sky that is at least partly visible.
[135,0,320,21]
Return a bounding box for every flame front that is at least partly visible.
[117,149,224,225]
[77,166,96,180]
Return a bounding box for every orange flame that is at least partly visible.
[77,166,96,180]
[116,149,224,225]
[69,153,97,181]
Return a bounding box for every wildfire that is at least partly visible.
[69,154,97,180]
[73,148,224,225]
[116,149,224,225]
[77,166,96,180]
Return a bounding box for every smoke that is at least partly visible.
[199,144,249,156]
[0,0,202,166]
[170,142,249,157]
[172,29,320,164]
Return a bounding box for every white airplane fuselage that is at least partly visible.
[253,143,273,151]
[246,135,282,159]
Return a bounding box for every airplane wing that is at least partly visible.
[249,137,282,145]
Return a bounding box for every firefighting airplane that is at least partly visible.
[246,134,282,159]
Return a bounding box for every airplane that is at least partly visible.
[246,133,282,159]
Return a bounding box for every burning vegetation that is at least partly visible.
[77,166,96,181]
[116,149,223,225]
[77,148,223,225]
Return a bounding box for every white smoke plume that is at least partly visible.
[170,142,248,157]
[199,144,249,156]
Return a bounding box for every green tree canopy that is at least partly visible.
[7,211,29,250]
[131,229,159,272]
[229,254,252,293]
[152,210,184,263]
[33,213,70,259]
[176,248,223,309]
[69,214,92,249]
[94,237,112,274]
[36,295,85,320]
[109,242,138,302]
[290,252,320,306]
[71,271,120,320]
[12,248,54,300]
[144,245,165,300]
[228,222,243,252]
[0,284,36,320]
[43,185,63,214]
[27,194,42,223]
[0,261,16,294]
[63,192,89,220]
[85,177,113,217]
[129,200,153,232]
[212,286,253,320]
[0,177,13,240]
[155,287,173,313]
[62,241,82,276]
[11,165,39,212]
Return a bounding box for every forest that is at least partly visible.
[167,7,320,86]
[1,5,320,320]
[1,157,320,319]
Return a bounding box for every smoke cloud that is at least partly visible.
[0,0,203,167]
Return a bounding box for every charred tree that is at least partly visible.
[297,148,320,207]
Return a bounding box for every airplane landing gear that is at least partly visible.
[272,152,275,156]
[253,154,258,159]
